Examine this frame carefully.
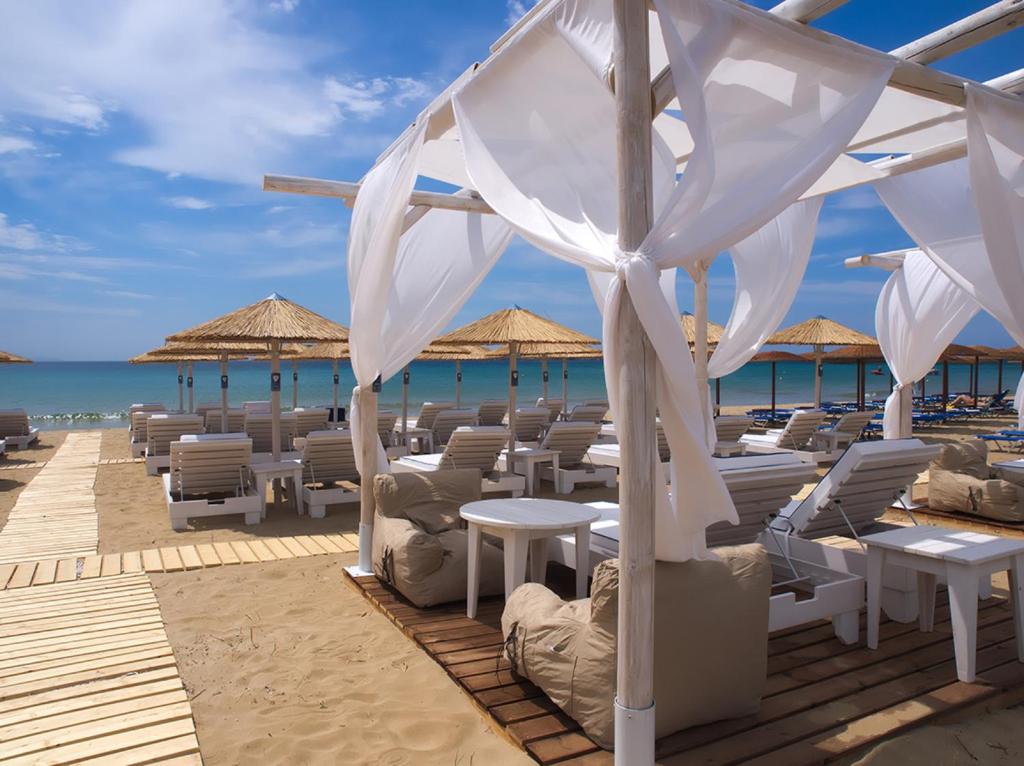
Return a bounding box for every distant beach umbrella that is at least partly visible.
[300,342,350,423]
[433,308,597,449]
[166,294,348,472]
[819,344,886,411]
[750,350,807,419]
[932,343,983,405]
[767,316,875,408]
[680,312,724,346]
[0,350,31,364]
[509,342,603,413]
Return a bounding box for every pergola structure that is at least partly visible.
[265,1,1024,761]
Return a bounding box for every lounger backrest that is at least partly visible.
[204,409,247,434]
[415,402,455,431]
[774,438,940,538]
[243,401,271,413]
[302,430,358,485]
[715,416,753,443]
[129,403,165,414]
[169,438,252,498]
[432,409,479,446]
[147,415,205,456]
[567,404,608,423]
[293,408,330,438]
[706,454,817,547]
[514,407,550,442]
[655,422,671,463]
[832,410,874,438]
[583,399,610,409]
[0,409,31,437]
[130,411,154,442]
[194,402,222,417]
[477,399,509,427]
[542,422,602,467]
[536,398,564,421]
[244,413,297,453]
[776,410,827,449]
[438,426,509,472]
[377,410,398,444]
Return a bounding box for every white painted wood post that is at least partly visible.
[292,359,299,410]
[220,352,229,434]
[562,359,569,417]
[357,377,380,574]
[270,342,281,462]
[332,358,339,422]
[176,363,184,412]
[694,264,711,436]
[455,360,463,407]
[187,363,194,413]
[613,0,657,763]
[402,365,410,444]
[542,357,549,401]
[814,344,824,408]
[508,342,519,452]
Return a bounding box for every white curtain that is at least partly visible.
[348,121,514,474]
[875,251,979,438]
[452,0,893,561]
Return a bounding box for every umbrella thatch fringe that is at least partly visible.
[167,293,348,344]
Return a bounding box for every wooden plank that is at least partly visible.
[100,553,122,578]
[177,545,203,571]
[229,541,260,564]
[339,532,360,551]
[6,562,37,589]
[30,559,58,586]
[527,731,601,763]
[263,538,295,559]
[0,677,182,728]
[159,547,185,573]
[246,539,277,562]
[279,537,314,558]
[83,733,201,766]
[141,549,164,573]
[194,543,221,567]
[54,558,78,583]
[0,667,180,716]
[0,562,17,589]
[293,535,328,555]
[309,534,345,554]
[212,542,241,565]
[122,550,143,574]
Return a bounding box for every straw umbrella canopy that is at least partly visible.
[819,344,886,411]
[131,348,219,413]
[750,350,808,419]
[432,308,598,448]
[680,312,725,346]
[300,342,350,423]
[0,350,31,364]
[502,342,603,409]
[767,316,876,407]
[166,294,348,464]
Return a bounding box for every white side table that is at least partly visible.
[992,459,1024,483]
[504,448,560,497]
[460,498,600,619]
[250,459,304,518]
[863,525,1024,682]
[396,426,434,455]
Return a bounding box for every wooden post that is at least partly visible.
[187,363,194,413]
[613,0,657,762]
[813,344,824,408]
[770,361,777,418]
[455,360,463,408]
[542,357,549,401]
[176,363,184,412]
[972,355,980,402]
[220,353,229,434]
[357,377,379,573]
[694,266,712,435]
[562,359,569,417]
[270,342,281,461]
[292,360,299,410]
[943,360,950,406]
[402,365,410,444]
[332,358,340,422]
[998,358,1004,395]
[921,369,927,400]
[508,343,519,452]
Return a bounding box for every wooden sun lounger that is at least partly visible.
[740,409,830,462]
[145,414,205,475]
[293,407,330,438]
[431,408,479,448]
[299,430,360,518]
[0,409,40,450]
[714,415,753,456]
[513,407,550,445]
[391,426,525,496]
[536,421,616,494]
[245,412,298,456]
[477,399,509,426]
[204,408,247,434]
[163,436,261,530]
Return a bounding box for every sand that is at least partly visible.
[0,429,67,528]
[151,555,533,766]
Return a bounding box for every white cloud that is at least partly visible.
[267,205,292,214]
[505,1,536,26]
[0,135,34,154]
[0,212,89,252]
[830,187,882,211]
[815,213,863,240]
[103,289,154,299]
[269,0,299,11]
[324,76,432,119]
[164,195,215,210]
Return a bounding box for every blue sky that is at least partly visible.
[0,0,1019,361]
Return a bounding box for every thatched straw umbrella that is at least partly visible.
[166,294,348,468]
[415,343,490,408]
[936,342,983,405]
[819,344,885,411]
[130,349,218,413]
[0,350,31,364]
[299,342,350,423]
[750,350,807,419]
[433,308,597,450]
[510,342,603,414]
[767,316,875,408]
[680,312,724,346]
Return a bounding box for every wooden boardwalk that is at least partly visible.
[0,573,201,764]
[0,433,101,565]
[346,567,1024,765]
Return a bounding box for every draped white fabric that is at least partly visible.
[451,0,893,561]
[348,122,515,474]
[875,251,979,438]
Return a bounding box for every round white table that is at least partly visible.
[460,498,600,618]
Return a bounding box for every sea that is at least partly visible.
[1,358,1014,431]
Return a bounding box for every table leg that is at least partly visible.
[917,571,937,632]
[946,563,980,683]
[866,547,885,650]
[505,530,529,600]
[575,524,591,599]
[257,478,268,520]
[525,460,535,498]
[466,524,482,619]
[529,537,547,585]
[1011,556,1024,662]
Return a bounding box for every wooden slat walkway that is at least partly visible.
[0,433,102,565]
[0,572,202,764]
[0,533,360,590]
[345,567,1024,765]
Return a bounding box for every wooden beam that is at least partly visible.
[843,252,909,270]
[262,175,492,213]
[771,0,851,23]
[889,0,1024,65]
[613,1,657,764]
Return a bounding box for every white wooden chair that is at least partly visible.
[585,422,672,479]
[391,426,525,496]
[204,409,246,434]
[537,422,617,494]
[740,409,829,461]
[536,397,564,422]
[432,408,479,448]
[410,401,455,430]
[194,402,222,419]
[163,435,261,530]
[242,401,271,413]
[129,411,156,458]
[293,407,330,439]
[514,407,550,445]
[565,404,608,423]
[714,415,753,456]
[0,410,39,450]
[299,430,360,518]
[244,412,298,456]
[145,414,205,474]
[129,402,166,417]
[477,399,509,426]
[377,410,399,448]
[811,410,876,452]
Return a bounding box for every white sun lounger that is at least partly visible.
[513,407,551,445]
[244,412,299,460]
[565,404,609,423]
[585,422,672,479]
[293,407,330,439]
[536,397,564,422]
[740,409,829,462]
[408,401,455,431]
[391,426,525,497]
[163,435,260,530]
[0,410,40,450]
[714,415,753,457]
[194,402,224,418]
[477,399,509,427]
[129,402,166,416]
[762,438,942,622]
[204,409,247,435]
[130,411,157,458]
[432,408,479,448]
[243,401,271,413]
[810,410,876,452]
[145,414,205,475]
[535,421,617,494]
[299,430,360,518]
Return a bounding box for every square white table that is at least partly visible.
[250,459,304,519]
[460,498,600,619]
[503,448,559,497]
[395,426,434,455]
[863,525,1024,682]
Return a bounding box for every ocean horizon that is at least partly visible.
[1,358,1012,430]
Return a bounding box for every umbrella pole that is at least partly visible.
[455,360,462,408]
[292,360,299,410]
[943,361,949,407]
[715,377,721,414]
[332,359,339,423]
[771,361,777,419]
[694,264,711,434]
[177,363,183,413]
[508,343,518,453]
[220,352,229,434]
[187,363,194,413]
[858,360,865,411]
[998,358,1003,395]
[613,1,657,761]
[542,357,549,402]
[562,359,569,417]
[814,344,823,408]
[402,365,410,445]
[973,355,980,402]
[270,341,282,509]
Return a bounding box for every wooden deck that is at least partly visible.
[345,565,1024,765]
[0,573,201,764]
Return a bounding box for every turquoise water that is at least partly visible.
[0,359,1014,430]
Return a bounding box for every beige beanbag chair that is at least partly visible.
[929,441,1024,523]
[501,544,771,749]
[372,468,505,607]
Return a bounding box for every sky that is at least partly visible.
[0,0,1020,361]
